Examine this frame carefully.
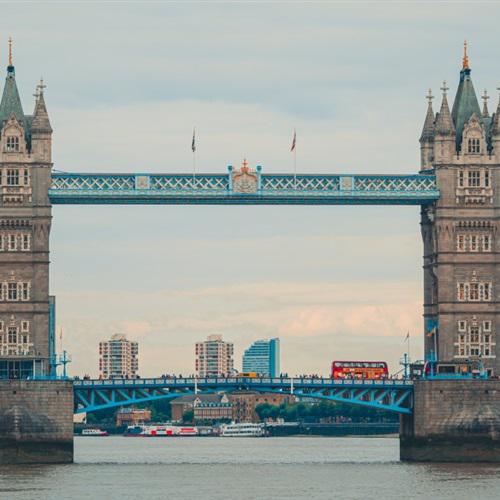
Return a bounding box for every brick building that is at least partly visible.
[228,392,295,423]
[116,407,151,427]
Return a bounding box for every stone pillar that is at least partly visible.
[400,380,500,462]
[0,380,73,464]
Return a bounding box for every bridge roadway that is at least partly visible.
[73,376,414,415]
[49,171,439,205]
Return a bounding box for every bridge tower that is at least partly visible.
[420,42,499,375]
[0,42,53,379]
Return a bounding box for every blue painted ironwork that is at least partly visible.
[73,377,413,415]
[49,170,439,205]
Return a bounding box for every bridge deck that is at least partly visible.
[49,172,439,205]
[73,377,414,415]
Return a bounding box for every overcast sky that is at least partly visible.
[2,1,499,377]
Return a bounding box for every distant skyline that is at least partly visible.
[1,2,499,377]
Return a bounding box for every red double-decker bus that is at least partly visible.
[331,361,389,380]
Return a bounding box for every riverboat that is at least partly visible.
[219,422,266,437]
[81,428,108,436]
[124,424,198,437]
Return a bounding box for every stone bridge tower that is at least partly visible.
[420,42,500,375]
[0,42,53,379]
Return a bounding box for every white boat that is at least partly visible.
[219,422,265,437]
[124,424,198,437]
[81,428,108,436]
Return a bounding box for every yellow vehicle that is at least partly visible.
[237,372,259,378]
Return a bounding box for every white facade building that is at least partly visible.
[99,333,138,379]
[195,334,234,377]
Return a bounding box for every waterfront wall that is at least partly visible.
[400,379,500,462]
[0,380,73,464]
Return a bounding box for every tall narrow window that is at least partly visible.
[458,283,466,301]
[23,169,29,186]
[469,283,479,301]
[485,170,490,187]
[8,283,17,301]
[467,138,480,154]
[6,169,19,186]
[483,235,492,252]
[8,234,17,251]
[457,234,465,252]
[21,234,30,251]
[483,283,491,301]
[7,327,17,344]
[470,235,478,252]
[468,170,481,187]
[21,283,30,301]
[5,136,19,152]
[458,171,464,187]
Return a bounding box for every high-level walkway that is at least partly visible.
[73,377,414,415]
[49,171,439,205]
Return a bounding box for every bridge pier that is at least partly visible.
[0,381,73,464]
[400,380,500,462]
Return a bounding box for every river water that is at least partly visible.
[0,437,499,500]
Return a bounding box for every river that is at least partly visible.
[0,437,499,499]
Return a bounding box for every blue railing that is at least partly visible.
[73,377,414,415]
[49,170,439,205]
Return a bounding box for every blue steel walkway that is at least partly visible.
[73,377,414,415]
[49,170,439,205]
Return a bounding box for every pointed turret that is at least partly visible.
[451,41,482,152]
[419,89,435,169]
[434,82,456,163]
[30,78,52,162]
[420,89,435,142]
[435,83,455,136]
[31,79,52,134]
[0,38,26,130]
[491,89,500,161]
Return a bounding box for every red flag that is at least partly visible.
[290,129,296,152]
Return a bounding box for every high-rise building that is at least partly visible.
[99,334,138,379]
[242,338,280,377]
[195,334,234,377]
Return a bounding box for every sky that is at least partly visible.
[2,1,500,377]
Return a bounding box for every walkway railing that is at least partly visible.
[73,377,414,415]
[50,171,439,205]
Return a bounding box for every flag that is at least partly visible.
[426,327,437,337]
[290,129,296,152]
[404,332,410,341]
[191,128,196,153]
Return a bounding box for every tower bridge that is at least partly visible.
[0,42,500,463]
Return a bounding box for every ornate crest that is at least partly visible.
[232,159,258,194]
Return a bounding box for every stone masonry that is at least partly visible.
[401,380,500,461]
[420,47,500,375]
[0,380,73,464]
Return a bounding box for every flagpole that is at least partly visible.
[294,146,297,189]
[407,332,411,363]
[192,127,196,187]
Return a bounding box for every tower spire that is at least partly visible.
[462,39,469,70]
[420,88,435,143]
[8,37,13,67]
[435,81,455,136]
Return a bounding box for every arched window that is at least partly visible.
[467,138,480,154]
[5,136,19,152]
